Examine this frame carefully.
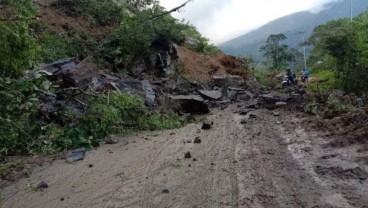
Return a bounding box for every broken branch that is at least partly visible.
[150,0,193,20]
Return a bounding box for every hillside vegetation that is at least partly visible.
[0,0,221,156]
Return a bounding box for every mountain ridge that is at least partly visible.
[219,0,368,62]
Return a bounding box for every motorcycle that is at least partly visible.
[282,75,297,88]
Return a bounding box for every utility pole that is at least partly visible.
[302,34,307,70]
[297,31,307,70]
[350,0,353,21]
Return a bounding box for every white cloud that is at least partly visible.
[159,0,342,44]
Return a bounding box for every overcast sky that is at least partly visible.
[159,0,342,44]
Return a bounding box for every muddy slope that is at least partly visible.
[1,106,368,208]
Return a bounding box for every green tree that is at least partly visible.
[259,33,292,70]
[308,12,368,93]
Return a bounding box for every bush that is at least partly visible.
[39,33,78,63]
[52,0,123,26]
[0,0,40,78]
[0,75,44,155]
[307,69,336,92]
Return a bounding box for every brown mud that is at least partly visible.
[1,105,367,208]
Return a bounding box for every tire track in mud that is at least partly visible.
[4,105,367,208]
[139,108,241,208]
[235,110,327,208]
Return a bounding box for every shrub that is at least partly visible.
[39,33,78,63]
[52,0,123,26]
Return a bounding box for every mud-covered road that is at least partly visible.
[2,105,368,208]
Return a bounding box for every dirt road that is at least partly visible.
[1,105,368,208]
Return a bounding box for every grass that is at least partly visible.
[0,192,5,203]
[251,68,280,88]
[307,69,336,92]
[0,160,23,179]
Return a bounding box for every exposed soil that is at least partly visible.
[177,46,246,81]
[1,104,367,208]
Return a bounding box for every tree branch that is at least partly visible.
[149,0,193,20]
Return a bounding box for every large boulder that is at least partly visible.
[130,39,179,77]
[212,75,245,88]
[259,94,280,105]
[43,57,99,88]
[167,95,209,114]
[198,90,222,101]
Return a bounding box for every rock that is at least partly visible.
[43,57,99,88]
[248,111,259,119]
[227,75,245,87]
[291,93,302,102]
[247,103,257,109]
[193,158,198,161]
[118,80,157,107]
[168,95,209,114]
[238,108,251,115]
[162,189,170,194]
[212,75,245,88]
[275,102,287,107]
[198,90,222,101]
[240,119,247,124]
[273,111,280,116]
[201,120,212,129]
[105,138,118,144]
[184,151,192,159]
[213,76,228,87]
[88,164,94,168]
[37,181,49,189]
[194,137,202,144]
[130,39,178,77]
[66,148,86,163]
[259,94,279,105]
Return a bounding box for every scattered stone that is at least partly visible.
[238,108,251,115]
[302,147,312,152]
[247,104,257,109]
[188,164,192,167]
[105,138,118,144]
[168,95,209,114]
[66,148,86,163]
[273,111,280,116]
[240,119,247,124]
[186,140,192,143]
[248,111,259,119]
[198,90,222,101]
[37,181,49,189]
[275,102,287,107]
[201,120,212,130]
[170,132,176,135]
[193,158,198,162]
[162,189,170,194]
[194,137,202,144]
[210,162,215,166]
[184,151,192,159]
[259,94,279,104]
[60,197,65,201]
[88,164,94,168]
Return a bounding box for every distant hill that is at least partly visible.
[219,1,368,63]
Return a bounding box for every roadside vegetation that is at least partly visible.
[0,0,219,156]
